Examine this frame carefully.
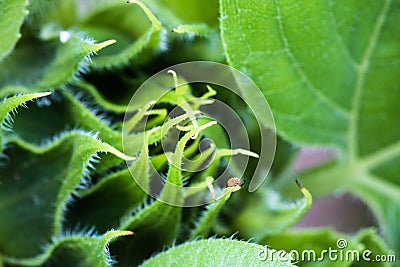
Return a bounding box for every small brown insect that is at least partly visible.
[227,177,247,187]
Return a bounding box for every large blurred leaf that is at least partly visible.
[0,132,134,259]
[143,0,219,28]
[221,0,400,253]
[0,0,28,62]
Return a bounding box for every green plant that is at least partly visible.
[0,0,398,266]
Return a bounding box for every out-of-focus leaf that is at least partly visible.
[0,0,28,62]
[140,239,296,267]
[143,0,219,29]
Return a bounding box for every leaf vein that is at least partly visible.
[361,139,400,169]
[348,0,391,159]
[274,0,349,118]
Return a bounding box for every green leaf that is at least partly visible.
[0,32,114,93]
[0,92,51,152]
[221,0,400,253]
[3,230,133,266]
[0,131,134,259]
[27,0,62,17]
[140,239,296,267]
[0,0,28,62]
[2,89,137,175]
[189,186,240,239]
[353,229,397,267]
[232,183,312,240]
[5,90,123,149]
